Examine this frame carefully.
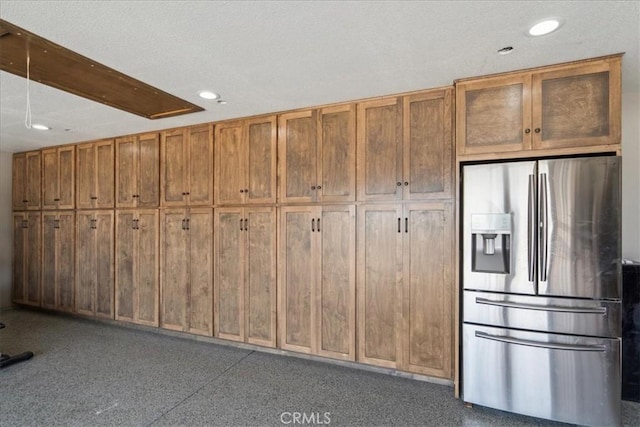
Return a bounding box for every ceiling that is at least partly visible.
[1,1,638,153]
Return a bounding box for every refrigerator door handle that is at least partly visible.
[540,173,549,282]
[528,174,536,282]
[475,331,606,352]
[475,297,607,314]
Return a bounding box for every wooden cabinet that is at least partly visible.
[215,116,277,205]
[12,212,41,306]
[116,133,160,208]
[279,104,356,204]
[357,203,452,378]
[115,210,159,326]
[214,207,276,347]
[76,140,114,209]
[357,89,452,201]
[42,146,75,209]
[76,211,114,319]
[12,151,41,210]
[456,55,621,155]
[278,205,356,360]
[161,125,213,206]
[41,211,75,312]
[160,208,213,335]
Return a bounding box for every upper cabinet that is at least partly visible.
[456,54,621,156]
[42,146,75,210]
[116,133,160,208]
[12,151,41,210]
[161,125,214,206]
[357,88,453,202]
[76,140,114,209]
[215,116,277,205]
[279,104,356,204]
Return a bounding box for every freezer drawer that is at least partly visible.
[463,324,621,426]
[464,291,621,337]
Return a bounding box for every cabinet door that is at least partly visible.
[214,208,245,341]
[403,90,452,200]
[279,206,316,353]
[161,130,188,206]
[76,143,96,209]
[26,213,42,305]
[138,133,160,207]
[12,214,26,303]
[357,204,403,368]
[215,123,244,205]
[357,98,403,201]
[76,212,96,315]
[12,154,26,210]
[319,105,356,203]
[456,74,532,155]
[317,205,356,360]
[402,203,452,378]
[95,211,114,318]
[57,212,75,311]
[42,213,57,308]
[42,149,58,209]
[115,211,136,322]
[160,210,189,331]
[137,210,159,326]
[187,126,214,206]
[58,147,75,209]
[187,208,213,336]
[279,111,318,204]
[246,117,277,204]
[245,207,277,347]
[26,152,42,210]
[115,137,137,208]
[95,141,114,208]
[532,57,621,150]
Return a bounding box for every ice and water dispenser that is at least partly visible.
[471,213,511,274]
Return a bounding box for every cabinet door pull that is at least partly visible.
[22,220,28,229]
[311,218,315,232]
[186,218,190,230]
[54,219,60,229]
[244,189,248,193]
[244,218,248,231]
[240,218,244,230]
[396,182,402,187]
[397,218,401,233]
[54,198,60,202]
[404,182,408,186]
[316,185,321,190]
[317,218,320,232]
[534,128,541,133]
[240,189,244,193]
[132,219,137,230]
[181,219,186,230]
[311,186,316,190]
[405,217,408,233]
[525,128,531,134]
[22,199,28,203]
[91,196,98,200]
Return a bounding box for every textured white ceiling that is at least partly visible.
[1,1,639,152]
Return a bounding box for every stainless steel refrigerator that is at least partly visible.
[461,156,621,426]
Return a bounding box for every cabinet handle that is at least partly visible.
[136,219,140,230]
[132,219,137,230]
[186,218,190,230]
[317,218,320,232]
[22,220,28,229]
[54,198,60,202]
[397,218,401,233]
[312,218,315,232]
[240,218,244,230]
[54,219,60,229]
[22,199,28,203]
[404,182,408,186]
[317,185,321,190]
[91,196,98,200]
[311,186,316,190]
[405,217,408,233]
[396,182,402,187]
[186,192,190,196]
[535,128,541,133]
[240,189,244,193]
[524,128,531,134]
[244,218,248,231]
[181,219,186,230]
[244,189,248,193]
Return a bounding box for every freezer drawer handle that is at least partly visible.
[475,297,607,314]
[475,331,606,352]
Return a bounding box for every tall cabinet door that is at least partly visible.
[95,211,114,318]
[160,209,189,331]
[42,212,75,312]
[318,104,356,203]
[115,137,138,208]
[12,214,26,303]
[215,123,244,205]
[317,205,356,360]
[246,117,277,204]
[115,211,136,322]
[161,130,188,206]
[403,90,452,200]
[187,208,213,336]
[357,204,403,368]
[42,149,59,210]
[42,147,75,210]
[12,213,40,306]
[187,126,214,206]
[77,141,114,209]
[402,203,452,378]
[279,206,316,353]
[279,111,318,204]
[137,134,160,207]
[357,98,403,201]
[76,212,97,315]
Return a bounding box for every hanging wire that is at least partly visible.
[24,54,32,129]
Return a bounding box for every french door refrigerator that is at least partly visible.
[461,155,621,426]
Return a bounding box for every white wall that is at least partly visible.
[622,90,640,262]
[0,151,13,309]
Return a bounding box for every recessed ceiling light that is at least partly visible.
[198,91,220,100]
[32,124,50,130]
[529,19,561,36]
[497,46,514,55]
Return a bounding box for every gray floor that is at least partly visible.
[1,308,638,427]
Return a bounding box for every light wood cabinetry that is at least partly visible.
[115,210,159,326]
[12,151,41,210]
[214,207,277,347]
[357,203,452,377]
[161,125,213,206]
[42,146,75,209]
[160,208,213,335]
[12,212,41,306]
[215,116,277,205]
[357,88,453,201]
[456,55,621,156]
[279,104,356,203]
[115,133,160,208]
[278,205,356,360]
[76,211,114,318]
[76,140,114,209]
[41,211,75,312]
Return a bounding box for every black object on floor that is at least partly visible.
[622,262,640,402]
[0,322,34,369]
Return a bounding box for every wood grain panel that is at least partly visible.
[279,111,317,203]
[188,209,213,336]
[42,213,56,308]
[115,137,137,208]
[188,126,214,206]
[12,154,25,210]
[96,141,114,208]
[246,117,277,204]
[95,211,114,318]
[26,152,42,210]
[42,149,58,209]
[319,105,356,202]
[465,84,524,146]
[26,212,41,305]
[58,147,75,209]
[357,204,403,368]
[75,212,95,315]
[161,130,187,206]
[318,205,355,360]
[76,143,95,209]
[215,123,244,205]
[137,210,159,325]
[115,211,135,321]
[160,210,188,331]
[57,212,75,311]
[138,133,160,207]
[246,208,277,347]
[12,214,25,302]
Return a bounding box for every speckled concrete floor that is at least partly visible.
[1,308,638,427]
